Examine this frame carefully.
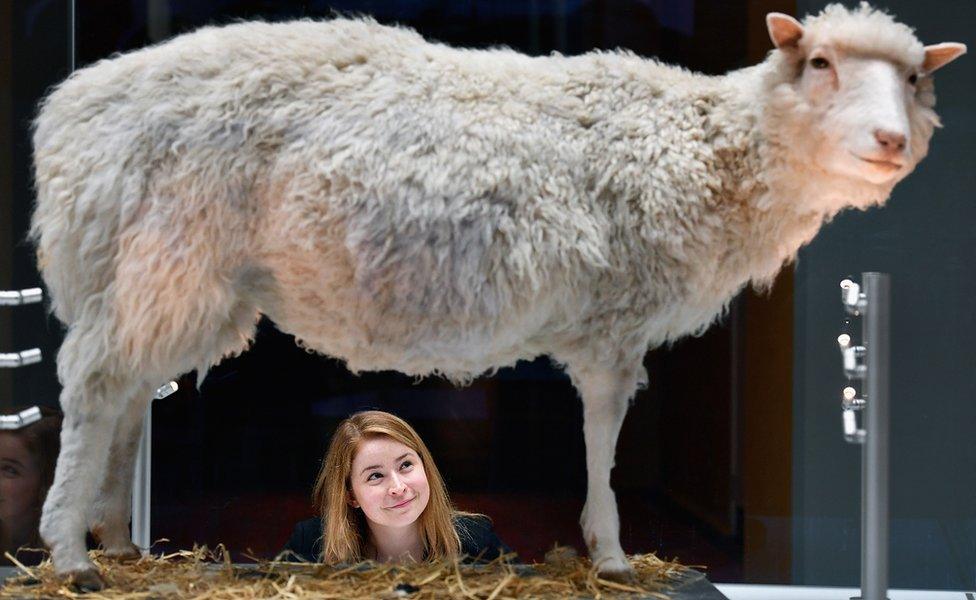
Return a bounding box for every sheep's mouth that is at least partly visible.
[853,154,904,172]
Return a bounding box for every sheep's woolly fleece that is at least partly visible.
[30,3,938,392]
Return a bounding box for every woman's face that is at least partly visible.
[0,433,43,527]
[349,436,429,530]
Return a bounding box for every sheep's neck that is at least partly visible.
[712,64,895,290]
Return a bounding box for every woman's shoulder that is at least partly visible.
[453,513,493,536]
[281,516,322,562]
[290,516,323,544]
[453,513,513,563]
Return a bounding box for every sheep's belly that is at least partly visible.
[280,307,553,378]
[264,276,561,379]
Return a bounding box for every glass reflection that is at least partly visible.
[0,406,62,566]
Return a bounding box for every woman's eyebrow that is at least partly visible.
[359,453,414,475]
[0,457,23,468]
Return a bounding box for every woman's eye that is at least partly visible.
[810,57,830,69]
[367,472,382,482]
[1,466,19,477]
[908,73,918,85]
[400,461,413,470]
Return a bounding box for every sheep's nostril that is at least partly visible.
[874,129,907,152]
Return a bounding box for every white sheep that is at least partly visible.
[30,2,964,589]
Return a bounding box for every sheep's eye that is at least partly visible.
[908,73,918,85]
[810,57,830,69]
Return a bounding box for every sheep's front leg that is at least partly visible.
[40,402,117,591]
[569,361,644,581]
[89,392,151,561]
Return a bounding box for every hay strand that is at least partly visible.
[3,551,37,581]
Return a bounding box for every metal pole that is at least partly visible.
[131,381,177,550]
[130,406,151,550]
[68,0,74,71]
[861,272,890,600]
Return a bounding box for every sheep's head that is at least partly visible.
[763,3,964,189]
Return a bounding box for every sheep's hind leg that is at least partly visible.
[89,389,153,562]
[40,377,132,591]
[567,360,645,582]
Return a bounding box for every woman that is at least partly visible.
[283,410,512,564]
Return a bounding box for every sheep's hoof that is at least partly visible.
[103,543,142,562]
[597,566,638,584]
[68,568,106,592]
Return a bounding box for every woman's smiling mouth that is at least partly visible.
[386,496,414,510]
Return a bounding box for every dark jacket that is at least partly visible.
[281,514,514,563]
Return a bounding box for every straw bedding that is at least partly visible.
[1,545,692,599]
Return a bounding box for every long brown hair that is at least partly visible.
[312,411,460,563]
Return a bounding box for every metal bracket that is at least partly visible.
[0,289,44,367]
[840,279,867,316]
[0,348,42,368]
[0,288,43,306]
[837,311,866,442]
[842,383,867,444]
[843,346,867,379]
[0,406,42,430]
[153,381,178,400]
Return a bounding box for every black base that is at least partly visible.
[666,569,729,599]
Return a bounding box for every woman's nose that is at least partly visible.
[388,474,406,494]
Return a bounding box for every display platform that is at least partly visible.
[656,568,729,599]
[0,564,728,599]
[7,565,974,598]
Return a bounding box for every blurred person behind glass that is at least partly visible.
[0,406,62,566]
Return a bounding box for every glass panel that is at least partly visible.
[73,0,756,579]
[1,0,72,568]
[3,0,971,591]
[793,2,976,589]
[0,407,63,566]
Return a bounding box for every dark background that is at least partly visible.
[3,0,972,589]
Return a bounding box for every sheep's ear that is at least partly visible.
[923,42,967,73]
[766,13,804,49]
